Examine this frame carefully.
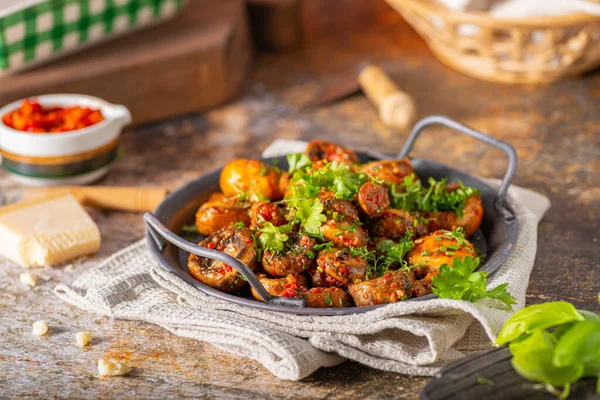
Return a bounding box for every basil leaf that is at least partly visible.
[495,302,585,345]
[553,321,600,368]
[579,310,600,322]
[510,329,584,387]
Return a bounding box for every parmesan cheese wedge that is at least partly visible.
[0,194,101,267]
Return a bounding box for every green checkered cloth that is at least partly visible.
[0,0,186,72]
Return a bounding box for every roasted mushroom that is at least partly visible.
[357,181,390,217]
[262,233,317,277]
[220,159,283,201]
[316,247,367,287]
[250,274,308,301]
[369,208,430,241]
[406,230,477,277]
[347,269,415,307]
[318,190,360,221]
[188,225,257,293]
[306,140,359,165]
[319,218,368,248]
[360,159,414,186]
[299,287,350,308]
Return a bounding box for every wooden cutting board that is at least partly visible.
[0,0,252,125]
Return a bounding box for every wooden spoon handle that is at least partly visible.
[22,186,168,212]
[358,64,417,131]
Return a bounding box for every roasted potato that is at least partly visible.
[195,196,251,236]
[188,226,257,292]
[428,194,483,237]
[220,159,282,201]
[406,230,477,277]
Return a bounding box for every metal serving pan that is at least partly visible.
[144,115,518,315]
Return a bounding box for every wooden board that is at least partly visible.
[421,347,599,400]
[0,0,252,125]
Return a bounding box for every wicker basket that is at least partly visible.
[386,0,600,83]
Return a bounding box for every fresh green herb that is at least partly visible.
[287,153,313,174]
[353,234,414,279]
[435,236,442,241]
[390,174,479,217]
[181,224,199,233]
[476,377,494,386]
[339,298,344,307]
[314,242,335,252]
[236,192,248,202]
[431,256,516,310]
[380,236,414,272]
[259,164,270,176]
[306,250,315,259]
[232,221,245,228]
[493,299,600,399]
[289,198,326,235]
[495,302,585,345]
[337,224,357,232]
[257,222,293,253]
[288,160,367,202]
[325,293,333,306]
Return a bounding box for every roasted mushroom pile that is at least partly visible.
[188,140,483,308]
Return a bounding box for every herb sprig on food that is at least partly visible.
[495,299,600,399]
[349,233,415,280]
[431,256,516,310]
[390,174,479,217]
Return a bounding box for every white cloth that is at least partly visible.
[55,140,551,381]
[438,0,600,17]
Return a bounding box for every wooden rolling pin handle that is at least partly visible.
[22,187,168,212]
[358,64,417,131]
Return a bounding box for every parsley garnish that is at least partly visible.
[287,160,367,202]
[325,293,333,306]
[390,174,479,217]
[232,221,245,228]
[431,256,516,309]
[314,242,334,252]
[257,222,293,253]
[351,234,414,279]
[287,153,313,174]
[289,198,326,235]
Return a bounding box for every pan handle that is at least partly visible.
[143,212,307,308]
[397,115,517,214]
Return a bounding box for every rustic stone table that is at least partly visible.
[1,1,598,398]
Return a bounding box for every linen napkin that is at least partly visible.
[55,139,551,381]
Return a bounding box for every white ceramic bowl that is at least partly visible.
[0,94,131,186]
